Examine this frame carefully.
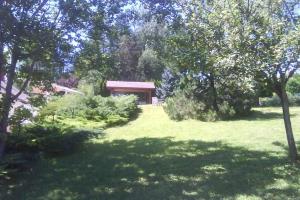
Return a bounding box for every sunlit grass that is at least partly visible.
[1,106,300,200]
[104,106,300,153]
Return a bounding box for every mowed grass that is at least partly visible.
[2,106,300,200]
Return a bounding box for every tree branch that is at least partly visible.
[283,0,298,30]
[30,0,49,20]
[12,61,35,101]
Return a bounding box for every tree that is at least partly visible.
[73,0,135,80]
[116,34,143,80]
[193,0,300,162]
[174,0,299,161]
[240,0,300,162]
[0,0,91,158]
[156,68,179,99]
[78,70,109,96]
[137,48,164,80]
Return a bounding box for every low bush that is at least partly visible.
[259,93,300,107]
[2,124,101,182]
[6,123,101,155]
[39,94,139,127]
[164,91,218,121]
[287,75,300,95]
[164,89,240,122]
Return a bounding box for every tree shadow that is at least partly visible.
[233,110,293,121]
[2,138,300,200]
[273,141,300,157]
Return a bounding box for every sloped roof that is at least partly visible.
[1,80,29,103]
[31,83,83,95]
[106,81,155,89]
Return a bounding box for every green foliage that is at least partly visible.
[260,93,300,107]
[218,81,257,116]
[137,48,164,80]
[78,70,109,96]
[164,91,237,122]
[38,97,62,122]
[163,73,255,121]
[3,106,300,199]
[164,90,216,121]
[39,94,139,127]
[6,123,101,155]
[287,75,300,95]
[28,95,47,108]
[9,106,33,134]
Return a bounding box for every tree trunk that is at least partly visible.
[0,53,17,159]
[276,86,298,162]
[209,75,219,112]
[0,41,4,89]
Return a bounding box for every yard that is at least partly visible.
[2,106,300,200]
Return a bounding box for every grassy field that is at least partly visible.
[1,106,300,200]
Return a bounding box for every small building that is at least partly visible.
[106,81,156,104]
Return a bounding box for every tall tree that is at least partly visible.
[252,0,300,162]
[187,0,300,161]
[0,0,91,158]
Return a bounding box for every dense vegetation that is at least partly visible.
[2,106,300,200]
[39,94,139,128]
[1,94,139,182]
[0,0,299,187]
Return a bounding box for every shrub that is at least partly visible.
[39,94,139,127]
[56,74,79,88]
[164,91,211,121]
[287,75,300,95]
[28,94,47,108]
[7,123,101,155]
[105,115,128,127]
[259,93,300,107]
[164,85,247,121]
[218,101,236,119]
[9,106,33,134]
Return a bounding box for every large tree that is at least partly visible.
[0,0,91,158]
[187,0,300,162]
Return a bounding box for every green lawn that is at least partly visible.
[2,106,300,200]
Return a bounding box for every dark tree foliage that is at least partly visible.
[56,74,79,88]
[156,68,179,99]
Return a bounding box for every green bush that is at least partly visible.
[218,101,236,119]
[9,106,33,133]
[164,91,213,121]
[6,123,101,155]
[105,115,128,127]
[259,93,300,107]
[39,94,139,127]
[164,90,239,121]
[287,75,300,95]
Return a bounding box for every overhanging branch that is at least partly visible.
[12,61,35,101]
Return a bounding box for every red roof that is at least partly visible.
[106,81,155,89]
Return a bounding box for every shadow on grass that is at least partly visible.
[273,141,300,157]
[2,138,300,200]
[233,110,289,121]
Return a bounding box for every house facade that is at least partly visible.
[106,81,156,104]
